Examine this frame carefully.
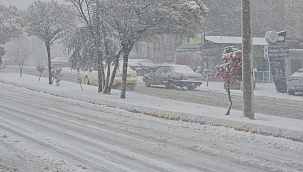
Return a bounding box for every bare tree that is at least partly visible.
[0,5,23,65]
[284,0,303,39]
[12,44,29,77]
[251,0,285,37]
[215,47,243,115]
[25,0,74,84]
[200,0,286,38]
[66,0,208,97]
[63,24,120,94]
[36,65,46,81]
[200,0,241,37]
[0,47,5,72]
[66,0,106,93]
[102,0,208,98]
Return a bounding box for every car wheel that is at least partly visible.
[113,84,122,90]
[288,91,295,95]
[144,78,151,87]
[116,85,122,90]
[130,84,135,91]
[166,82,175,89]
[136,70,142,76]
[84,76,90,85]
[126,84,135,91]
[187,84,195,91]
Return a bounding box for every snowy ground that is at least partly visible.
[0,71,303,142]
[0,70,303,171]
[196,79,303,101]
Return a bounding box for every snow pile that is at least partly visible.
[183,1,200,10]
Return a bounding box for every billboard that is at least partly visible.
[184,34,205,45]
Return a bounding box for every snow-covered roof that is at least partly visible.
[126,58,156,67]
[205,36,267,46]
[158,64,196,73]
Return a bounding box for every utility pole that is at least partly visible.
[242,0,254,119]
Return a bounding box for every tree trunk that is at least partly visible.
[94,1,104,93]
[162,35,166,60]
[45,42,52,84]
[19,66,22,77]
[120,44,133,99]
[107,50,122,94]
[103,60,111,93]
[242,0,254,119]
[147,42,150,60]
[97,52,104,93]
[102,22,111,94]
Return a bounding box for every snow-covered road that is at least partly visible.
[1,83,303,172]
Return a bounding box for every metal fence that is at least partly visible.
[255,71,273,83]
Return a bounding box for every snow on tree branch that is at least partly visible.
[181,0,209,24]
[0,5,23,44]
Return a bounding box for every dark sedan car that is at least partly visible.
[143,64,203,90]
[127,59,157,76]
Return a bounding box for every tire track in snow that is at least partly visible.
[0,88,220,172]
[1,81,300,171]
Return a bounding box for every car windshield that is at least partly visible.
[127,59,145,66]
[52,57,68,61]
[296,69,303,73]
[107,63,133,72]
[173,65,195,73]
[139,60,155,67]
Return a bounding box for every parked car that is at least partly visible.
[126,58,157,76]
[84,63,137,90]
[287,68,303,95]
[142,64,203,90]
[51,57,69,67]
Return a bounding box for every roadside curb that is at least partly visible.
[112,105,303,143]
[1,79,303,143]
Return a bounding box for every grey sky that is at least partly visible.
[0,0,65,10]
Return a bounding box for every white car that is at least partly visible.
[287,68,303,95]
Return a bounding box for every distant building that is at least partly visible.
[175,36,266,70]
[128,35,183,64]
